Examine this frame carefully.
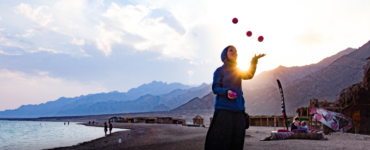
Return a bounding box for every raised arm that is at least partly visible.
[241,62,257,80]
[212,68,230,97]
[241,53,266,80]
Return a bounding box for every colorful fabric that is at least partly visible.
[310,108,353,132]
[272,132,294,140]
[292,129,307,133]
[277,129,290,132]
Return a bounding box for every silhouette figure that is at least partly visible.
[109,121,113,135]
[89,121,91,124]
[104,122,108,136]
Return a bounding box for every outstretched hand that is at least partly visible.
[251,53,266,64]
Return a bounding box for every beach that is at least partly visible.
[49,123,370,150]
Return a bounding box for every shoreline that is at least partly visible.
[47,123,370,150]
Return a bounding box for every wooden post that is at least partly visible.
[274,113,276,131]
[260,118,262,126]
[267,117,269,127]
[307,107,309,118]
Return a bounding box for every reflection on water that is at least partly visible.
[0,120,127,150]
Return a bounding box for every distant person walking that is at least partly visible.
[64,122,66,125]
[205,45,265,150]
[68,122,69,125]
[109,121,113,135]
[104,122,108,136]
[89,121,91,124]
[92,121,95,125]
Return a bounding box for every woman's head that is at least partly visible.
[221,45,238,62]
[294,116,299,122]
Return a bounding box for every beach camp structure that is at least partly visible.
[193,115,204,125]
[134,117,147,123]
[172,118,186,125]
[109,116,125,123]
[156,117,173,124]
[126,117,136,123]
[336,58,370,134]
[145,117,156,123]
[250,115,292,127]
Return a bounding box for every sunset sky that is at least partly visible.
[1,0,370,111]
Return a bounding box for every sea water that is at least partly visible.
[0,120,126,150]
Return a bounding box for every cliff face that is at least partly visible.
[243,41,370,115]
[173,92,215,111]
[242,48,356,91]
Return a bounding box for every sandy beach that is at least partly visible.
[48,123,370,150]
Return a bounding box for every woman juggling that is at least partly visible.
[205,45,265,150]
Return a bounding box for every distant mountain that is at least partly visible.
[151,104,170,112]
[127,81,192,96]
[243,41,370,115]
[242,47,356,91]
[0,81,194,118]
[51,84,212,116]
[172,92,215,111]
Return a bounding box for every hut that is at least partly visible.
[156,117,173,124]
[109,117,118,122]
[193,115,204,125]
[172,118,186,125]
[336,58,370,134]
[145,118,156,123]
[109,117,125,123]
[134,117,147,123]
[126,117,135,123]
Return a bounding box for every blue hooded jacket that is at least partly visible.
[212,46,258,112]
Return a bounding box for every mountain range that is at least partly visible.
[0,81,209,118]
[2,40,370,118]
[173,41,370,116]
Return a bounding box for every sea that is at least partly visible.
[0,120,127,150]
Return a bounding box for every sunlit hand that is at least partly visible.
[228,90,237,100]
[251,53,266,64]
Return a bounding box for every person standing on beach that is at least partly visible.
[205,45,265,150]
[109,121,113,135]
[104,122,108,136]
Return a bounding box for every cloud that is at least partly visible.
[95,3,186,55]
[28,47,63,54]
[295,29,323,46]
[188,70,194,77]
[22,29,34,37]
[71,38,85,45]
[160,15,186,35]
[14,3,53,26]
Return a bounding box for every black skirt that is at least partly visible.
[205,109,246,150]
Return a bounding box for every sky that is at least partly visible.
[1,0,370,111]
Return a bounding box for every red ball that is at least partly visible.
[232,18,238,24]
[246,31,252,37]
[258,36,264,42]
